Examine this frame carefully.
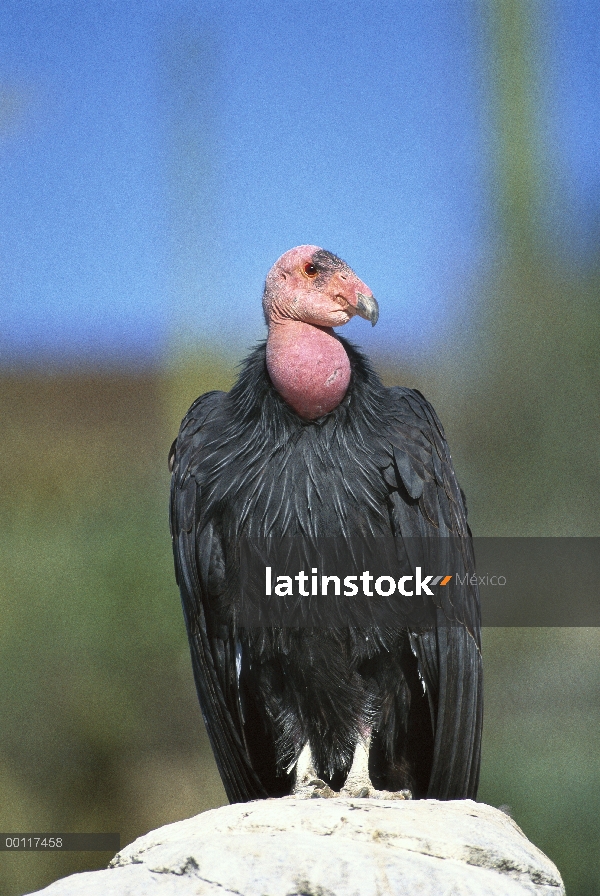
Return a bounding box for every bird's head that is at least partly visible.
[262,245,378,329]
[263,246,378,419]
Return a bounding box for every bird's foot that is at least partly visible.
[338,733,412,800]
[289,774,336,799]
[288,743,336,798]
[341,780,412,800]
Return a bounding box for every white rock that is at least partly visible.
[26,798,565,895]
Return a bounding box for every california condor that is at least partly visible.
[169,246,482,802]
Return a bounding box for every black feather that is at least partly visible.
[170,339,482,802]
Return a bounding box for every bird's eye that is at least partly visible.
[303,262,318,278]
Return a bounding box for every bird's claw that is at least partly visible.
[340,784,412,800]
[289,776,336,799]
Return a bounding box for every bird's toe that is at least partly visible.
[341,782,412,800]
[290,776,336,799]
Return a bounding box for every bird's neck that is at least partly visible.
[266,320,351,420]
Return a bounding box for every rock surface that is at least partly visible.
[27,798,565,895]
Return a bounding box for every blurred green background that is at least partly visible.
[1,2,600,895]
[1,296,599,894]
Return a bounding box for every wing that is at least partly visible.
[169,391,268,803]
[384,387,483,799]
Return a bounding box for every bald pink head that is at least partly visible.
[262,245,378,329]
[263,246,378,420]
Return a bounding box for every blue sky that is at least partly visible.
[0,1,597,366]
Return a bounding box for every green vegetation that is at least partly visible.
[0,373,227,896]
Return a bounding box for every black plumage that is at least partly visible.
[169,339,482,803]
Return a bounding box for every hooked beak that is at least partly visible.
[355,292,379,326]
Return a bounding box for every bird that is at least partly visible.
[169,245,482,804]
